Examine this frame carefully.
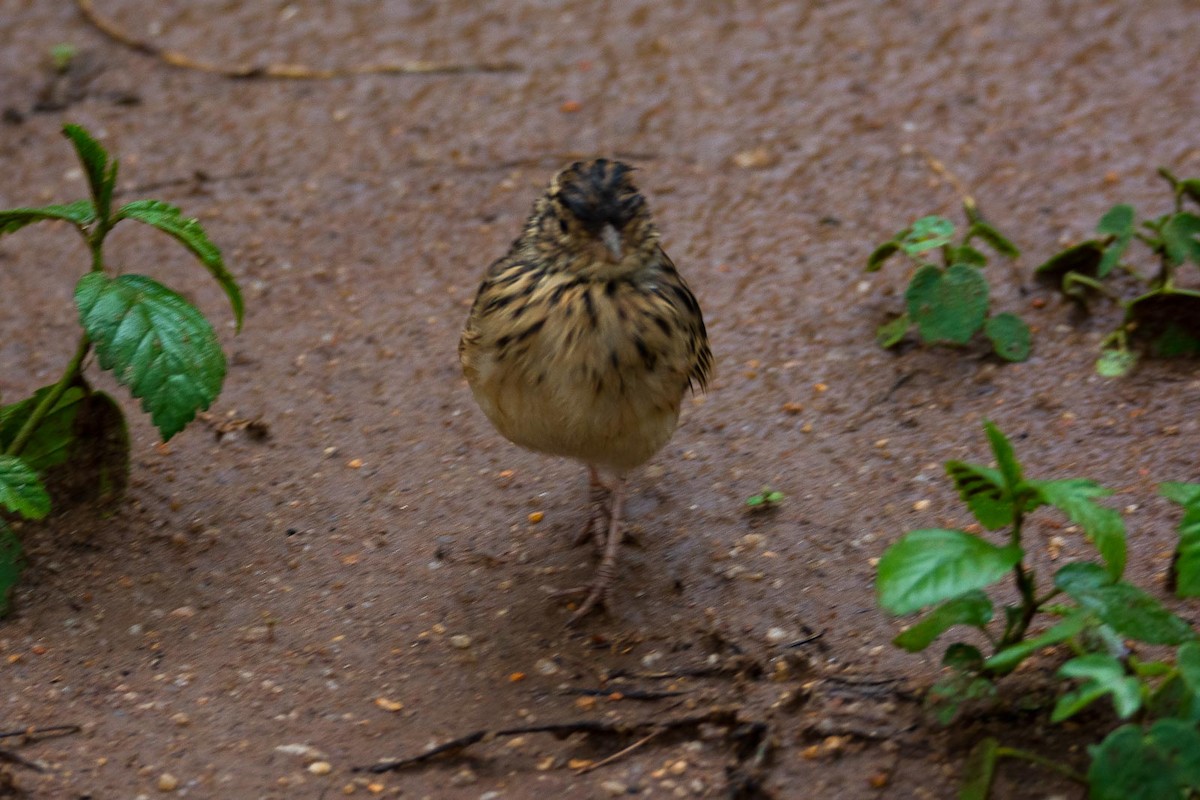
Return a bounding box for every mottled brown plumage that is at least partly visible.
[459,159,712,622]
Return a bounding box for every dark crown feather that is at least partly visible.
[556,159,646,232]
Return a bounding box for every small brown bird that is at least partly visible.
[459,159,712,623]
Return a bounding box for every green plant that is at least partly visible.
[745,486,784,512]
[0,124,242,614]
[876,422,1200,799]
[866,202,1030,361]
[1036,168,1200,376]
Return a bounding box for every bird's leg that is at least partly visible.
[560,477,626,625]
[572,465,612,553]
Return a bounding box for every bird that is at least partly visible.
[459,158,712,623]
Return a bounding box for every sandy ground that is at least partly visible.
[1,1,1199,797]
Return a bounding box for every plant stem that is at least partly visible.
[5,333,91,458]
[995,746,1088,785]
[1000,507,1040,647]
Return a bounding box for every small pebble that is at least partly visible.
[449,634,472,649]
[308,761,333,775]
[157,773,178,792]
[765,627,788,645]
[600,780,628,796]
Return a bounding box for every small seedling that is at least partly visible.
[745,487,784,512]
[0,124,242,614]
[876,422,1200,799]
[1036,168,1200,376]
[866,202,1030,361]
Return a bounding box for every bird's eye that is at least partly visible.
[558,218,569,234]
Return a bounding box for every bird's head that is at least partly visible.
[539,159,657,275]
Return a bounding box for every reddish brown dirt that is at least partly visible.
[1,1,1199,798]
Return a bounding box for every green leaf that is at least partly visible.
[950,245,987,267]
[1178,641,1200,698]
[1096,204,1135,278]
[0,200,95,237]
[75,273,226,441]
[1088,720,1200,800]
[900,215,955,255]
[1096,349,1137,377]
[1096,204,1135,238]
[982,421,1023,492]
[1034,240,1105,296]
[985,611,1090,673]
[866,240,900,272]
[0,521,23,618]
[876,529,1022,615]
[0,386,85,471]
[115,200,243,330]
[875,313,910,348]
[1162,212,1200,266]
[1163,482,1200,597]
[1028,479,1125,579]
[892,590,993,652]
[983,312,1031,362]
[63,124,116,223]
[965,220,1020,259]
[0,455,50,520]
[1181,179,1200,207]
[44,391,130,509]
[960,737,999,800]
[1052,654,1142,722]
[945,460,1012,529]
[905,263,989,345]
[1124,288,1200,359]
[1055,562,1194,645]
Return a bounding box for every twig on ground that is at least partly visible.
[574,729,663,775]
[76,0,521,78]
[359,707,740,773]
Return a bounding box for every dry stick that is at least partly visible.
[75,0,520,78]
[574,729,663,775]
[0,724,81,741]
[361,707,740,774]
[0,747,44,772]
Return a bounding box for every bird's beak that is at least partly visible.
[600,223,623,262]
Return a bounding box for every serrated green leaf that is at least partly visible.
[982,421,1023,492]
[0,386,85,471]
[116,200,243,330]
[0,200,95,237]
[1052,654,1142,722]
[905,263,989,345]
[0,521,23,618]
[0,455,50,520]
[1163,212,1200,266]
[75,273,225,441]
[1096,349,1137,377]
[1088,720,1200,800]
[875,313,910,348]
[966,220,1020,259]
[877,529,1022,616]
[901,216,955,255]
[1055,562,1193,645]
[866,240,900,272]
[63,124,116,223]
[1028,479,1125,579]
[984,611,1089,673]
[984,312,1031,362]
[893,590,992,652]
[945,460,1012,529]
